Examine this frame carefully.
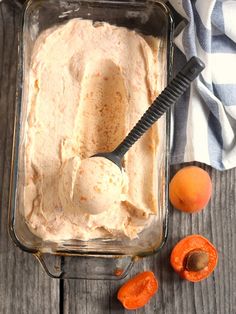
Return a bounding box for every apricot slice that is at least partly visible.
[117,271,158,310]
[169,166,212,213]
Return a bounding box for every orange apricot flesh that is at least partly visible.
[169,166,212,213]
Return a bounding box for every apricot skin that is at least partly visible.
[169,166,212,213]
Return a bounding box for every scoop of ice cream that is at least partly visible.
[59,156,124,215]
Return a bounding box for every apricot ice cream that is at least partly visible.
[59,156,124,215]
[23,19,161,241]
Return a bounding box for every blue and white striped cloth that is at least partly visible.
[169,0,236,170]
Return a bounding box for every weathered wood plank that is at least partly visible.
[0,3,60,314]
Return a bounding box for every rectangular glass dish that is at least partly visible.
[9,0,173,279]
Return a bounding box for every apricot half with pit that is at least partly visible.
[169,166,212,213]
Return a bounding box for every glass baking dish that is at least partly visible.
[9,0,173,279]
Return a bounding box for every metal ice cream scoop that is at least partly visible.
[93,56,205,169]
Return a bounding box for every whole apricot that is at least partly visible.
[169,166,212,213]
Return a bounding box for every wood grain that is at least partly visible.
[0,2,236,314]
[0,3,59,314]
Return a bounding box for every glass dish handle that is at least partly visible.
[34,252,134,280]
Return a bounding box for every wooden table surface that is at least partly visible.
[0,2,235,314]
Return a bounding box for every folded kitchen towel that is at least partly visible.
[169,0,236,170]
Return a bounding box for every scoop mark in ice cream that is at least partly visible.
[23,19,161,241]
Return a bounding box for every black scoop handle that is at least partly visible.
[112,56,205,159]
